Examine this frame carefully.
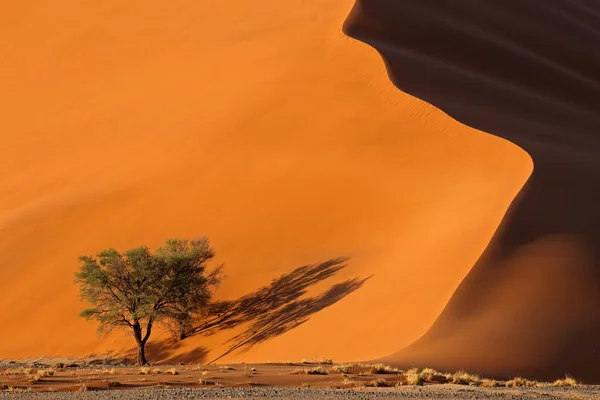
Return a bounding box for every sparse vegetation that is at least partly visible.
[138,367,150,375]
[552,376,578,387]
[480,378,502,388]
[405,368,424,386]
[369,363,400,374]
[166,368,179,375]
[367,378,393,387]
[505,377,538,387]
[451,370,482,386]
[75,238,222,365]
[293,366,329,375]
[331,364,350,374]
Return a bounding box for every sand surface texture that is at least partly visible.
[4,0,594,382]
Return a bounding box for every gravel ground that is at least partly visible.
[1,386,598,400]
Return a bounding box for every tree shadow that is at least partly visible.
[126,258,368,364]
[188,257,369,363]
[344,0,600,382]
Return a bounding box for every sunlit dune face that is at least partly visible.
[0,0,530,364]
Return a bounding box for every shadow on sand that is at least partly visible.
[125,258,368,364]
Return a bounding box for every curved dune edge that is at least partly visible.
[0,1,530,365]
[343,0,600,382]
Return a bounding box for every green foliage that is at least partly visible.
[75,237,222,364]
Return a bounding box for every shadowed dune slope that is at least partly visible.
[343,0,600,382]
[0,1,531,365]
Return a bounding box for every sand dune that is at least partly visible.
[343,0,600,382]
[0,0,539,377]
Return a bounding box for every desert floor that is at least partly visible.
[0,361,588,398]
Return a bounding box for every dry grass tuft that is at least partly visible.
[552,376,578,387]
[331,364,350,374]
[452,370,482,386]
[166,368,179,375]
[505,377,538,388]
[319,359,333,365]
[480,379,502,388]
[367,378,393,387]
[293,366,329,375]
[369,363,400,374]
[152,368,162,375]
[138,367,150,375]
[219,366,235,371]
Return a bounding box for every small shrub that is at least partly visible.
[368,378,393,387]
[138,367,150,375]
[166,368,179,375]
[405,368,424,386]
[306,366,329,375]
[152,368,161,374]
[552,376,577,387]
[37,369,56,378]
[319,359,333,365]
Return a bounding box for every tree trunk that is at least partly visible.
[136,341,147,366]
[132,322,148,366]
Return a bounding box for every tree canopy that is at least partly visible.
[75,238,221,365]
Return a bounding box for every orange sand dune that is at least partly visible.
[344,0,600,382]
[0,0,532,373]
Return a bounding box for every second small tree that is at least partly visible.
[75,238,221,365]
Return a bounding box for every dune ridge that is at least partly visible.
[0,0,532,372]
[343,0,600,382]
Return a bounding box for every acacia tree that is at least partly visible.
[75,238,221,365]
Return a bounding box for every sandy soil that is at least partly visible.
[2,386,599,400]
[0,362,589,398]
